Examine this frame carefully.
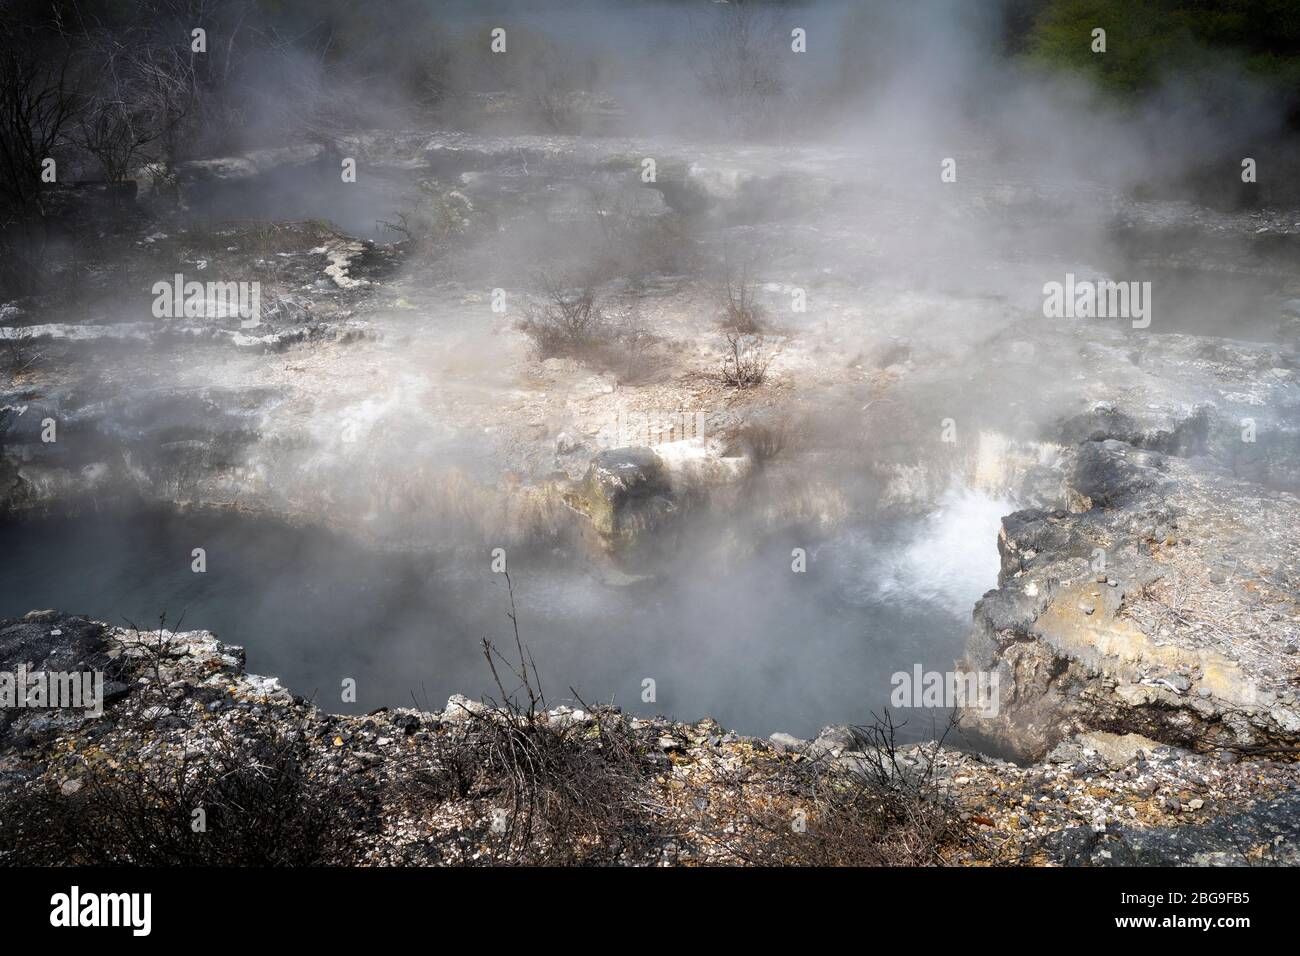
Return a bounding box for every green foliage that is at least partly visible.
[1020,0,1300,100]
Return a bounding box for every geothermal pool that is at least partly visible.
[0,486,1011,741]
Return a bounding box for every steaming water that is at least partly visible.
[0,486,1009,741]
[863,485,1016,617]
[186,162,411,239]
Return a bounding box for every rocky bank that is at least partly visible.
[0,610,1297,865]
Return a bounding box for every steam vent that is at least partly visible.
[2,0,1299,918]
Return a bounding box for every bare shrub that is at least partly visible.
[518,272,667,386]
[75,100,151,185]
[601,311,664,385]
[0,716,374,866]
[714,247,766,333]
[589,185,698,282]
[518,270,607,357]
[720,275,765,333]
[515,31,598,133]
[0,43,77,295]
[2,324,43,379]
[534,89,580,135]
[587,306,664,385]
[711,713,975,866]
[696,4,787,137]
[635,211,697,279]
[116,611,190,707]
[462,573,658,864]
[723,418,789,466]
[720,331,773,388]
[72,29,195,185]
[378,179,473,259]
[0,46,76,218]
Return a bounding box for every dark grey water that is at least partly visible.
[184,162,410,240]
[0,496,1004,740]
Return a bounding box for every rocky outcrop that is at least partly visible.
[172,143,326,188]
[962,435,1300,762]
[562,446,678,557]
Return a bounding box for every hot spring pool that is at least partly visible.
[0,487,1011,741]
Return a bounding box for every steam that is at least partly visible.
[3,0,1296,738]
[869,485,1017,618]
